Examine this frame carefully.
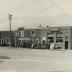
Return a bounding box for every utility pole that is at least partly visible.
[8,14,13,47]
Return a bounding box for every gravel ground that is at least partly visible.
[0,47,72,72]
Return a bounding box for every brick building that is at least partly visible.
[41,26,72,49]
[0,26,70,49]
[15,27,41,47]
[14,26,72,49]
[0,31,15,46]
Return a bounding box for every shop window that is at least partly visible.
[56,37,63,43]
[31,30,35,36]
[47,37,54,43]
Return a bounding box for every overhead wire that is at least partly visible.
[9,0,72,26]
[49,0,72,18]
[17,6,53,20]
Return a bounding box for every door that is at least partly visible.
[65,41,68,49]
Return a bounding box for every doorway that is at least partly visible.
[65,41,68,49]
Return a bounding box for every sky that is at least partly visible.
[0,0,72,30]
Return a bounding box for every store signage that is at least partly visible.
[49,27,60,32]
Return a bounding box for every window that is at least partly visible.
[56,32,63,34]
[21,31,24,37]
[31,39,34,43]
[65,36,68,41]
[1,39,4,44]
[31,30,35,36]
[43,40,46,46]
[47,37,54,43]
[5,38,9,43]
[16,32,19,36]
[56,37,63,43]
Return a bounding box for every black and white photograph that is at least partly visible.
[0,0,72,72]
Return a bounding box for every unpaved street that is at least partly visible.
[0,47,72,72]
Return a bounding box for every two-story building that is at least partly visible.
[0,26,72,49]
[41,26,72,49]
[15,27,41,48]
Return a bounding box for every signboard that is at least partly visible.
[19,38,30,40]
[49,27,60,32]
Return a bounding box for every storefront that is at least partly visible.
[18,38,31,47]
[41,26,71,49]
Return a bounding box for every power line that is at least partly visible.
[16,6,53,21]
[49,0,72,18]
[29,6,53,16]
